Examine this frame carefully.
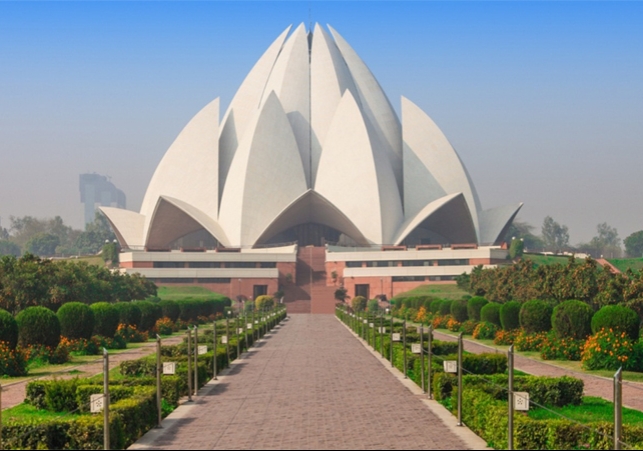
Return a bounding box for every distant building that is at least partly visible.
[79,173,126,226]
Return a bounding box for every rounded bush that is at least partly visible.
[467,296,488,322]
[473,322,499,340]
[136,301,162,332]
[480,303,502,327]
[591,305,640,340]
[351,296,367,312]
[439,300,453,316]
[500,301,521,331]
[450,300,469,323]
[520,300,553,334]
[255,295,275,312]
[178,299,200,322]
[552,300,594,340]
[159,300,180,323]
[16,306,61,348]
[91,303,120,338]
[0,308,19,349]
[57,302,95,340]
[114,302,142,328]
[430,299,443,314]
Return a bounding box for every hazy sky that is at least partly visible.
[1,1,642,244]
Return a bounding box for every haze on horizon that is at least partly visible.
[1,1,642,245]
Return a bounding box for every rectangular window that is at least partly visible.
[253,285,268,298]
[153,262,185,268]
[225,262,257,268]
[188,262,222,268]
[346,261,362,268]
[197,278,231,283]
[259,262,277,268]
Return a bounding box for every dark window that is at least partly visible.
[259,262,277,268]
[355,284,370,299]
[197,278,231,283]
[437,259,469,266]
[225,262,257,268]
[153,262,185,268]
[366,261,396,267]
[188,262,222,268]
[346,261,363,268]
[401,260,434,267]
[392,276,426,282]
[253,285,268,298]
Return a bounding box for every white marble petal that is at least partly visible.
[479,203,524,245]
[99,207,145,250]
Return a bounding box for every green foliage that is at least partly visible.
[429,299,443,314]
[438,300,453,316]
[499,301,521,330]
[254,295,274,312]
[509,238,524,259]
[519,300,553,334]
[101,242,119,264]
[16,306,61,348]
[25,233,60,256]
[591,305,640,340]
[0,308,19,349]
[473,321,498,339]
[114,302,142,328]
[466,296,488,321]
[450,299,468,322]
[351,296,367,312]
[159,300,180,322]
[334,287,348,302]
[0,340,27,376]
[367,299,379,313]
[91,302,120,338]
[0,240,21,257]
[582,328,643,371]
[552,300,593,340]
[540,332,584,361]
[625,230,643,258]
[480,302,502,327]
[57,302,95,340]
[135,301,162,332]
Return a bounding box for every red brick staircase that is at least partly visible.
[284,246,337,314]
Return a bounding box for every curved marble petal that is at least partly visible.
[393,193,477,245]
[219,91,308,246]
[479,203,524,245]
[140,97,220,239]
[315,90,403,245]
[99,207,145,250]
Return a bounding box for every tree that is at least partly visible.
[0,240,20,257]
[505,220,544,250]
[541,216,569,253]
[25,233,60,256]
[624,231,643,258]
[580,223,622,258]
[509,238,524,259]
[334,287,348,302]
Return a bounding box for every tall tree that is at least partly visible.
[624,231,643,258]
[541,216,570,253]
[505,219,544,250]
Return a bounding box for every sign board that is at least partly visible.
[255,320,259,324]
[378,327,386,333]
[369,323,374,327]
[411,343,421,354]
[198,345,208,355]
[238,328,244,334]
[162,362,176,375]
[514,392,530,411]
[221,335,228,344]
[444,360,458,373]
[247,323,253,330]
[90,394,104,413]
[363,319,367,324]
[392,333,401,342]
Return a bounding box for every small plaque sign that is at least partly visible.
[444,360,458,373]
[221,335,228,344]
[238,328,244,334]
[411,343,421,354]
[163,362,176,375]
[363,319,368,324]
[379,327,386,333]
[255,320,259,324]
[90,394,104,413]
[514,392,530,411]
[392,333,401,342]
[369,323,374,327]
[247,323,253,329]
[198,345,208,355]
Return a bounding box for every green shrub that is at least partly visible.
[91,302,120,338]
[591,305,640,340]
[177,299,200,322]
[552,300,593,340]
[520,300,553,333]
[255,295,275,312]
[473,321,498,340]
[0,340,27,376]
[540,332,584,361]
[0,308,19,349]
[582,328,643,371]
[136,301,162,332]
[466,296,488,321]
[44,378,80,412]
[351,296,367,312]
[159,300,180,322]
[114,302,142,328]
[450,300,468,322]
[367,299,379,313]
[429,299,443,314]
[480,302,502,327]
[16,306,61,349]
[57,302,95,340]
[439,300,453,316]
[432,340,459,356]
[500,301,521,331]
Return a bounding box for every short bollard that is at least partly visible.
[508,344,514,449]
[103,348,110,451]
[614,367,623,450]
[213,321,218,381]
[236,314,241,358]
[403,314,408,379]
[156,335,162,428]
[187,329,193,402]
[225,312,231,364]
[427,325,433,399]
[419,325,426,393]
[379,313,384,357]
[457,332,463,426]
[388,308,393,368]
[193,326,198,397]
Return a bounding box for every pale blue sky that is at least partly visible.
[1,1,642,244]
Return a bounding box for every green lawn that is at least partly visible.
[157,285,227,300]
[608,258,643,272]
[394,284,468,300]
[529,396,643,424]
[2,403,72,421]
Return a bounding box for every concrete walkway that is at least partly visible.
[132,315,472,450]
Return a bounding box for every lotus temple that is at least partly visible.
[101,24,522,313]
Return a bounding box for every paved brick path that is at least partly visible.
[433,331,643,411]
[134,316,469,450]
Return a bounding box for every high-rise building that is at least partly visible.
[79,173,126,226]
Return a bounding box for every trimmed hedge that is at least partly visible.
[520,300,553,333]
[159,300,180,322]
[57,302,95,340]
[91,302,120,338]
[450,300,469,323]
[0,308,19,349]
[500,301,521,331]
[439,300,453,316]
[16,306,61,349]
[552,300,594,340]
[467,296,488,322]
[480,302,502,327]
[136,301,162,332]
[114,302,142,328]
[430,299,444,314]
[591,305,640,340]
